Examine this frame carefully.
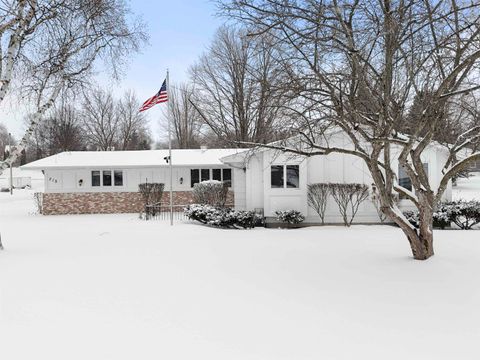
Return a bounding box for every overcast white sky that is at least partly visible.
[1,0,224,142]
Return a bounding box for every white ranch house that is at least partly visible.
[23,133,452,222]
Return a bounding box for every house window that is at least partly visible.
[398,166,412,191]
[201,169,210,182]
[190,168,233,187]
[212,168,222,181]
[103,170,112,186]
[286,165,299,188]
[271,165,284,188]
[91,170,123,187]
[114,170,123,186]
[271,165,300,189]
[191,169,199,187]
[92,171,100,187]
[398,163,428,197]
[223,169,232,187]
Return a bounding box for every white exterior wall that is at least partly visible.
[245,153,265,211]
[43,165,234,194]
[262,151,308,216]
[307,152,380,223]
[243,132,453,224]
[233,168,246,210]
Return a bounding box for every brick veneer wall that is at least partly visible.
[41,191,234,215]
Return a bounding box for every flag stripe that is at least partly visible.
[139,79,168,112]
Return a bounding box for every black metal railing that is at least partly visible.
[143,203,236,221]
[143,204,188,221]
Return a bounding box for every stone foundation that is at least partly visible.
[41,191,234,215]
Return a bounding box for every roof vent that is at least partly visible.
[200,145,208,152]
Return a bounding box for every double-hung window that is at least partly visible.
[103,171,112,186]
[114,170,123,186]
[271,165,300,189]
[92,171,101,187]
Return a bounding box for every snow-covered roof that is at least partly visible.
[0,167,44,180]
[22,149,243,170]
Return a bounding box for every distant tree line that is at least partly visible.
[160,25,294,148]
[25,88,152,162]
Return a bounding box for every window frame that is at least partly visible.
[270,165,284,188]
[91,169,124,188]
[102,170,112,187]
[91,170,101,187]
[190,167,233,188]
[271,164,300,189]
[114,170,124,187]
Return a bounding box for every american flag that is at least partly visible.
[139,79,168,112]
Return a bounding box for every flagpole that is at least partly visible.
[167,69,173,226]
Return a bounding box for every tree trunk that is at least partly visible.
[406,225,434,260]
[383,205,434,260]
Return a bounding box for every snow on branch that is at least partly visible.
[437,152,480,202]
[393,185,419,207]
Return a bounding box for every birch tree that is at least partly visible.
[0,123,10,159]
[0,0,146,174]
[220,0,480,260]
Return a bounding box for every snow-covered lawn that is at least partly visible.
[1,176,480,360]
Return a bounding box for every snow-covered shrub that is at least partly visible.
[440,200,480,230]
[402,201,480,230]
[193,180,229,208]
[403,210,419,228]
[235,210,262,228]
[184,204,257,229]
[403,209,450,229]
[275,210,305,224]
[307,183,330,224]
[432,208,450,229]
[330,183,369,226]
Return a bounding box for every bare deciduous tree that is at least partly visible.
[0,0,147,173]
[29,97,85,158]
[220,0,480,259]
[161,83,202,148]
[118,90,151,150]
[82,88,151,151]
[190,25,290,146]
[81,88,118,150]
